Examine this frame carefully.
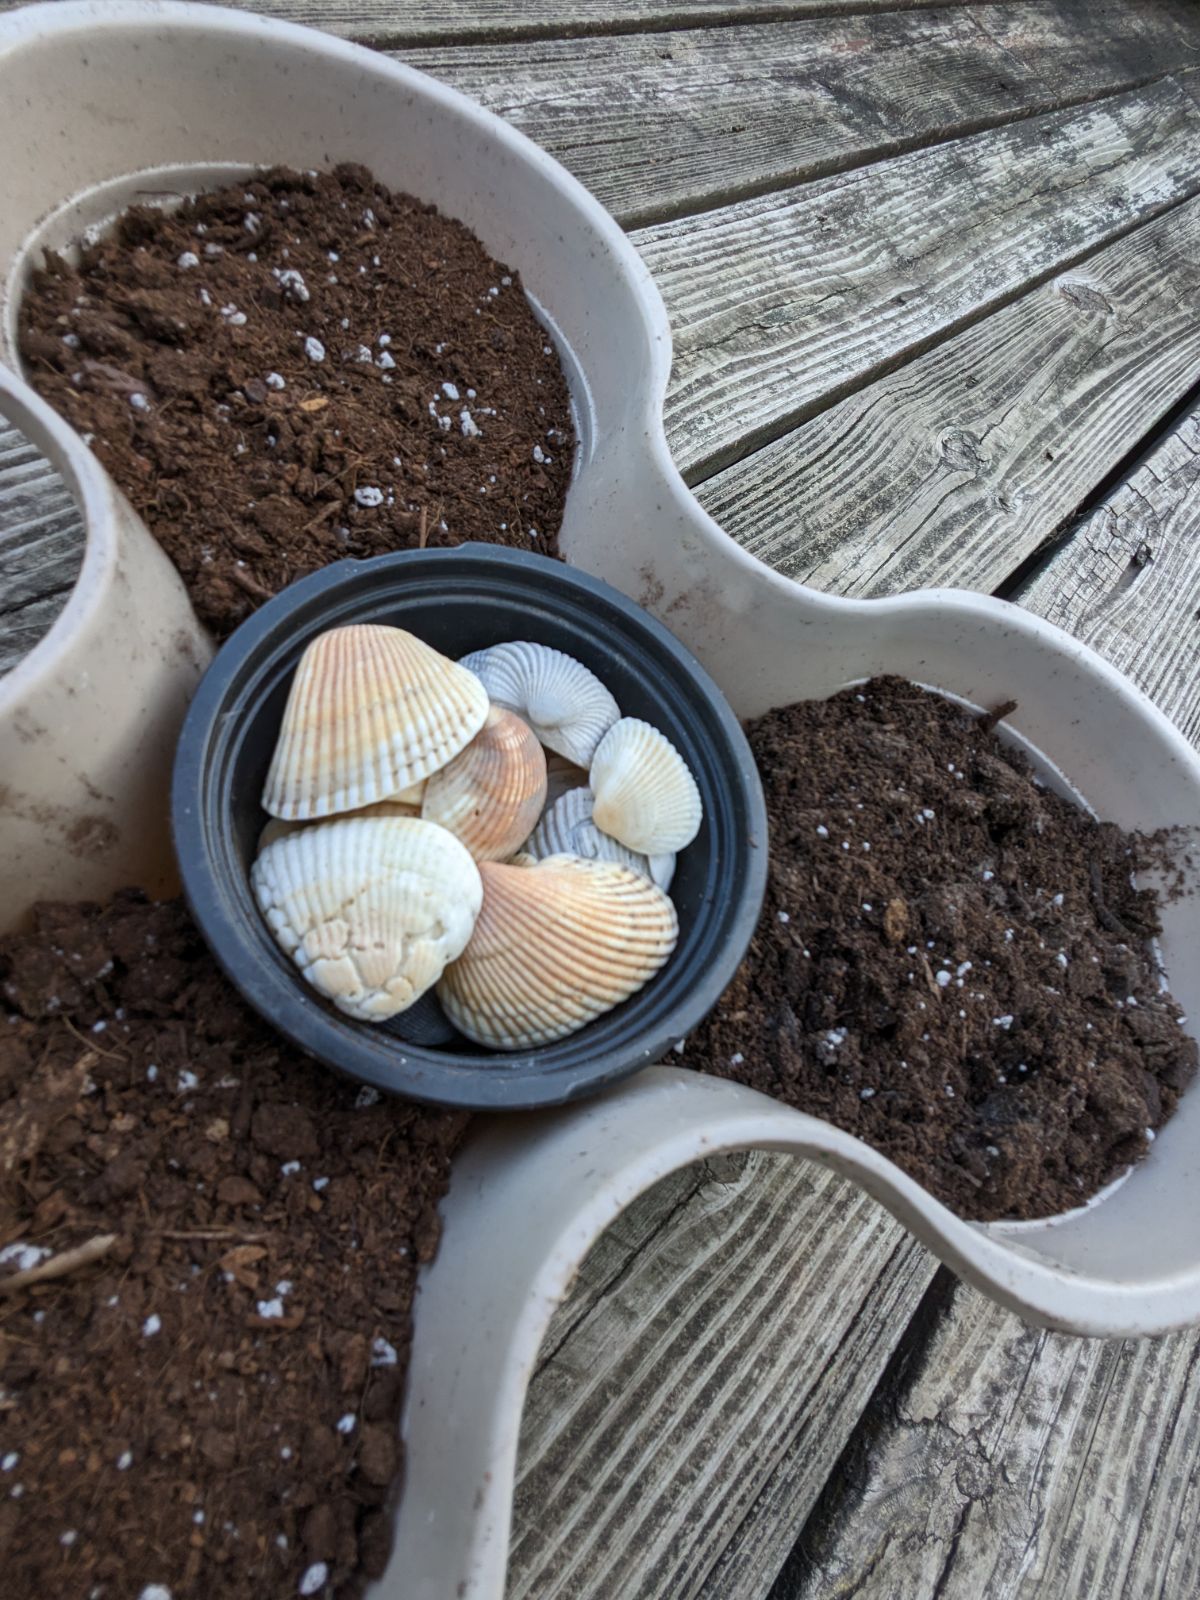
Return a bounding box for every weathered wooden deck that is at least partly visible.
[4,1,1200,1595]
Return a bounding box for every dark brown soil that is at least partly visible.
[682,677,1197,1220]
[0,892,468,1599]
[19,164,574,638]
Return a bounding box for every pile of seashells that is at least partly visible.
[250,623,703,1049]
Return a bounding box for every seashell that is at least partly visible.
[390,779,427,807]
[438,855,678,1048]
[258,797,420,855]
[590,718,702,855]
[544,752,589,810]
[528,787,678,891]
[459,642,618,767]
[252,816,482,1021]
[263,624,488,820]
[422,706,547,861]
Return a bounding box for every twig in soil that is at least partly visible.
[62,1016,128,1062]
[1089,859,1135,940]
[229,565,276,602]
[297,500,341,537]
[0,1235,117,1295]
[158,1229,268,1241]
[977,698,1019,735]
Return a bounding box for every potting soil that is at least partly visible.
[682,676,1197,1220]
[0,891,467,1599]
[19,163,574,638]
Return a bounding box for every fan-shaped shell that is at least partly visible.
[422,706,547,861]
[590,719,703,855]
[437,855,678,1048]
[258,797,421,854]
[252,816,482,1021]
[528,788,677,890]
[263,624,488,820]
[459,642,618,767]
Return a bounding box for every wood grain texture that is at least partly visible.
[0,421,83,676]
[774,1275,1200,1600]
[395,2,1200,226]
[697,191,1200,597]
[641,74,1200,478]
[1016,407,1200,746]
[506,1152,935,1600]
[58,0,982,47]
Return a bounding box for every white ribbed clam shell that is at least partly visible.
[421,706,548,861]
[437,854,678,1049]
[528,788,677,890]
[590,718,703,855]
[459,642,618,767]
[263,624,488,820]
[252,816,483,1022]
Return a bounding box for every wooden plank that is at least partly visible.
[506,1152,935,1599]
[697,191,1200,597]
[640,74,1200,479]
[773,1277,1200,1600]
[67,0,983,48]
[396,2,1200,226]
[1016,407,1200,747]
[0,420,83,676]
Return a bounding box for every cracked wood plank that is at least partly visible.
[1015,406,1200,747]
[697,190,1200,597]
[773,1273,1200,1600]
[54,0,982,47]
[638,74,1200,479]
[0,419,83,677]
[394,1,1200,226]
[505,1152,934,1600]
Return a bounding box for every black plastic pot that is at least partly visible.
[172,545,767,1111]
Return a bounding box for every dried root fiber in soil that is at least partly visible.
[19,163,574,638]
[681,677,1197,1221]
[0,892,469,1599]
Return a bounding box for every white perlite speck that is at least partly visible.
[354,486,384,508]
[299,1562,329,1596]
[130,393,150,412]
[377,350,395,370]
[177,1070,199,1092]
[303,336,326,362]
[336,1413,356,1434]
[280,1160,301,1176]
[266,371,286,390]
[371,1336,399,1368]
[460,409,480,437]
[274,268,310,303]
[1,1453,18,1472]
[442,381,459,400]
[256,1298,284,1320]
[142,1314,162,1337]
[532,444,546,463]
[117,1450,133,1470]
[139,1587,173,1600]
[936,970,952,988]
[177,251,199,270]
[0,1243,49,1273]
[994,1015,1014,1030]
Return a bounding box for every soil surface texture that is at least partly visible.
[20,164,574,638]
[0,892,468,1599]
[683,677,1197,1220]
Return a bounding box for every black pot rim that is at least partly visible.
[171,545,768,1111]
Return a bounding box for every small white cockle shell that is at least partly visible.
[527,787,674,890]
[590,718,702,856]
[252,816,482,1021]
[438,855,678,1048]
[263,624,488,820]
[459,642,618,767]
